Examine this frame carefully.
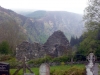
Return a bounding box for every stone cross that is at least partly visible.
[86,53,95,75]
[39,63,50,75]
[87,53,95,65]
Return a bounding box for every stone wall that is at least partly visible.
[16,41,45,60]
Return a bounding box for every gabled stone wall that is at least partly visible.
[44,30,70,57]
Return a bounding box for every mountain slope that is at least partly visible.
[26,11,84,42]
[0,6,84,43]
[0,6,41,42]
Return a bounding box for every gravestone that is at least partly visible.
[24,73,35,75]
[39,63,50,75]
[0,62,10,75]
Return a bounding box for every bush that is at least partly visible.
[0,54,12,61]
[7,58,20,68]
[60,62,65,65]
[0,55,20,69]
[50,66,85,75]
[28,56,52,66]
[51,56,70,63]
[28,55,72,66]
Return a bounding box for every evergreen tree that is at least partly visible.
[70,36,76,46]
[70,36,81,46]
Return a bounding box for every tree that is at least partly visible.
[84,0,100,31]
[0,41,11,54]
[78,0,100,60]
[84,0,100,42]
[70,36,79,46]
[84,0,100,50]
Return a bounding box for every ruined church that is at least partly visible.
[16,30,70,60]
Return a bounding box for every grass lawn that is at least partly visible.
[10,64,85,75]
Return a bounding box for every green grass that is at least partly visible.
[10,64,85,75]
[10,67,39,75]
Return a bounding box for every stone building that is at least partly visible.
[16,30,70,60]
[44,30,70,57]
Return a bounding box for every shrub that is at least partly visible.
[28,56,52,66]
[0,54,12,61]
[60,62,65,65]
[51,56,70,63]
[0,55,20,68]
[28,55,72,66]
[50,66,85,75]
[7,58,20,68]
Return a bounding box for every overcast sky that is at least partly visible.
[0,0,88,14]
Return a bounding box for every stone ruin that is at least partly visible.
[16,30,70,60]
[44,30,70,57]
[16,42,45,60]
